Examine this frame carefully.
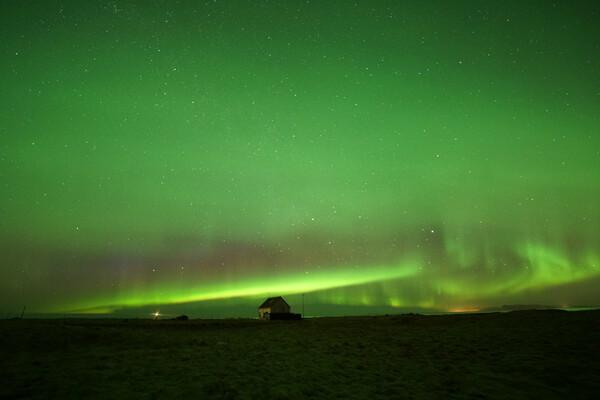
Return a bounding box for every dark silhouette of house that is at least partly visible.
[258,296,300,320]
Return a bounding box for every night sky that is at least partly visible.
[2,1,599,317]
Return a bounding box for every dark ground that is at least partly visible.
[1,309,599,399]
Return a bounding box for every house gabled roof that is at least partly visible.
[259,296,289,309]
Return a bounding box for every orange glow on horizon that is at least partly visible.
[449,307,484,313]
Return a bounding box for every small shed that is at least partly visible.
[258,296,290,320]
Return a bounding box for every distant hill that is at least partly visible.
[499,304,558,311]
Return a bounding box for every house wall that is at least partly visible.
[271,301,290,314]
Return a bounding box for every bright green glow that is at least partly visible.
[1,1,599,316]
[59,258,421,313]
[432,243,597,297]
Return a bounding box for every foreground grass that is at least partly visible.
[1,310,599,399]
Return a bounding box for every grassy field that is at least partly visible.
[1,310,599,399]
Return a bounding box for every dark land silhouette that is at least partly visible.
[1,309,599,399]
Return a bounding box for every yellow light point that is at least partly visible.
[154,310,160,320]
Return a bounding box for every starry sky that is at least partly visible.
[1,1,599,318]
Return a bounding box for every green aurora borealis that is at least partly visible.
[1,1,599,317]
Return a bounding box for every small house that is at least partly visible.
[258,296,291,320]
